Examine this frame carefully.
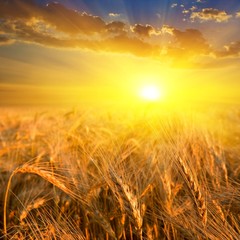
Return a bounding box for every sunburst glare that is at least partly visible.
[139,84,163,102]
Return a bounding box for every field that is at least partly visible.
[0,104,240,239]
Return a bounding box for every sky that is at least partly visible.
[0,0,240,106]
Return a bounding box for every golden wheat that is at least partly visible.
[1,108,240,239]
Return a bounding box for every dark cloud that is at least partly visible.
[132,24,154,37]
[191,8,232,22]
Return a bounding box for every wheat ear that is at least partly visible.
[90,209,117,240]
[20,197,46,224]
[178,157,207,226]
[109,170,143,239]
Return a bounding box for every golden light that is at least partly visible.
[139,84,162,102]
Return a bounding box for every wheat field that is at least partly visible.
[0,105,240,239]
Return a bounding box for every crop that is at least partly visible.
[0,107,239,239]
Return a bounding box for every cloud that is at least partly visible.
[191,8,232,22]
[43,3,106,35]
[171,28,210,55]
[105,21,126,34]
[0,0,222,67]
[0,1,157,59]
[103,34,158,57]
[182,10,189,14]
[216,41,240,57]
[171,4,178,8]
[132,24,154,37]
[0,0,39,19]
[0,1,106,35]
[160,25,175,35]
[156,13,161,19]
[0,17,101,49]
[0,17,158,58]
[190,6,197,11]
[157,25,212,68]
[109,13,121,18]
[160,25,209,55]
[0,35,15,45]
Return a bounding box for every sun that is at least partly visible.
[139,84,162,102]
